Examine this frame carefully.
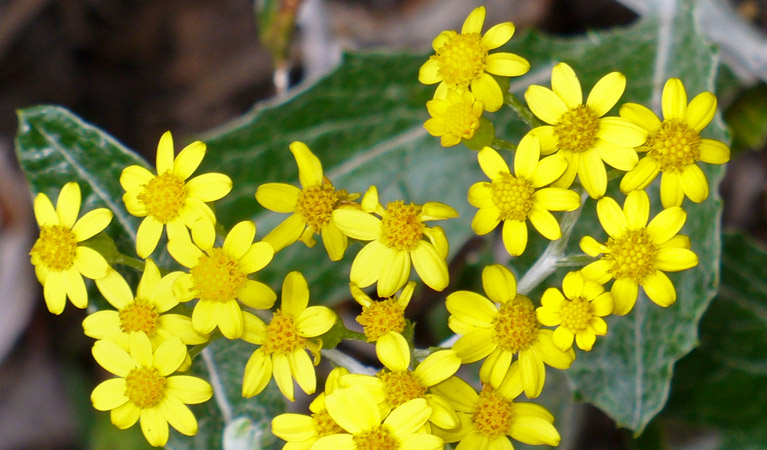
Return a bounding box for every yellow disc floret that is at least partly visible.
[262,310,306,355]
[125,367,166,409]
[433,32,487,87]
[493,297,539,352]
[312,409,344,437]
[380,202,424,251]
[190,248,247,303]
[31,225,78,271]
[356,298,406,342]
[559,298,593,333]
[646,119,701,172]
[296,181,340,231]
[605,228,657,284]
[352,426,400,450]
[491,173,535,221]
[119,298,160,336]
[554,105,601,153]
[137,171,187,223]
[379,371,427,408]
[444,98,481,140]
[472,386,515,439]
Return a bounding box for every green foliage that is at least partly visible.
[724,83,767,152]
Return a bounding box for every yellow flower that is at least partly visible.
[469,137,581,256]
[424,88,484,147]
[525,62,646,198]
[90,334,212,447]
[255,141,357,261]
[620,78,731,207]
[580,190,699,315]
[419,6,530,112]
[333,186,458,297]
[30,182,113,314]
[351,281,414,343]
[271,367,349,449]
[241,271,336,401]
[341,332,462,430]
[536,270,613,351]
[430,377,560,449]
[120,131,232,258]
[312,384,444,450]
[83,260,208,350]
[447,264,574,398]
[168,220,276,339]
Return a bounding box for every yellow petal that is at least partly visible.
[578,149,607,199]
[551,62,582,109]
[660,172,685,208]
[242,349,272,398]
[156,131,175,174]
[296,306,336,337]
[173,140,206,180]
[239,280,277,310]
[33,192,58,227]
[92,339,135,377]
[281,270,309,315]
[418,58,441,85]
[136,216,164,259]
[662,78,688,120]
[273,352,295,401]
[332,209,382,241]
[624,190,650,229]
[452,329,496,363]
[56,182,81,229]
[533,188,580,212]
[620,102,661,130]
[529,207,561,240]
[525,85,568,125]
[95,269,134,309]
[224,220,256,260]
[255,183,300,213]
[620,156,660,193]
[120,165,154,192]
[562,270,584,299]
[484,52,529,76]
[508,408,560,446]
[502,219,528,256]
[596,196,628,238]
[290,141,323,188]
[377,331,411,372]
[325,385,380,433]
[471,74,503,112]
[239,241,274,274]
[377,250,411,298]
[552,326,574,352]
[322,222,348,261]
[579,235,607,256]
[518,349,544,398]
[586,71,626,117]
[415,350,460,387]
[647,206,686,244]
[514,134,540,179]
[680,164,709,203]
[73,246,109,279]
[385,398,432,441]
[446,290,497,326]
[290,348,317,395]
[167,235,203,269]
[685,91,716,132]
[655,248,698,272]
[477,146,510,181]
[481,22,514,50]
[350,241,388,288]
[462,6,485,34]
[611,278,638,315]
[699,139,730,164]
[159,397,197,436]
[186,173,233,202]
[643,271,676,307]
[471,207,501,235]
[262,214,306,253]
[411,241,449,292]
[91,378,128,411]
[64,268,88,309]
[481,264,517,304]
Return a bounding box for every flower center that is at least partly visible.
[471,386,515,439]
[554,105,600,153]
[352,426,400,450]
[31,225,78,271]
[433,31,487,87]
[119,298,160,336]
[138,171,186,223]
[646,119,701,172]
[356,298,406,342]
[491,173,535,221]
[493,297,539,352]
[444,98,481,140]
[125,367,166,409]
[559,298,593,333]
[312,409,344,437]
[262,310,305,355]
[379,371,427,408]
[380,202,424,251]
[190,247,247,303]
[605,228,657,284]
[296,181,340,231]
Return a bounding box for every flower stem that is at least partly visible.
[114,253,146,272]
[321,348,377,375]
[492,137,517,152]
[503,91,544,129]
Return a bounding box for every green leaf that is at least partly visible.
[664,232,767,449]
[724,83,767,151]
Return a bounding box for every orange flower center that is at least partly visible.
[605,228,657,284]
[262,310,305,355]
[125,367,166,409]
[554,105,600,153]
[380,202,424,251]
[472,385,515,439]
[138,171,186,223]
[379,371,427,408]
[296,181,340,231]
[646,119,701,172]
[352,426,400,450]
[491,173,535,221]
[433,31,487,87]
[559,297,593,333]
[119,298,160,336]
[312,409,344,437]
[31,225,78,271]
[356,298,406,342]
[493,296,539,353]
[191,247,247,303]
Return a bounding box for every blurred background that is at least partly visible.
[0,0,765,448]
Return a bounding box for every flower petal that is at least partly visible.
[296,306,336,337]
[462,6,485,34]
[680,163,709,203]
[484,52,529,77]
[349,241,388,288]
[173,141,206,180]
[378,250,411,298]
[655,248,698,272]
[551,62,582,109]
[33,193,58,227]
[239,241,274,274]
[446,290,497,327]
[533,188,580,211]
[290,141,323,188]
[624,190,650,229]
[699,139,730,164]
[411,241,449,292]
[481,22,514,49]
[242,350,272,398]
[662,78,688,120]
[502,219,528,256]
[596,196,628,238]
[647,206,686,244]
[377,332,411,372]
[529,207,561,240]
[620,157,660,193]
[255,183,300,213]
[471,74,503,112]
[56,182,81,229]
[332,209,382,241]
[515,134,540,179]
[620,102,661,130]
[611,278,638,315]
[185,173,233,202]
[525,85,568,125]
[156,131,175,174]
[239,280,277,310]
[452,329,496,363]
[685,91,716,132]
[643,271,676,307]
[481,264,517,304]
[322,222,347,261]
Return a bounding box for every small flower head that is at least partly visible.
[83,260,208,350]
[168,220,276,339]
[241,271,336,401]
[351,281,415,342]
[424,88,484,147]
[255,141,358,261]
[90,335,212,447]
[469,137,581,256]
[620,78,731,207]
[580,190,699,315]
[525,62,647,198]
[120,131,232,258]
[30,182,113,314]
[537,271,614,351]
[447,265,574,398]
[333,186,458,297]
[419,6,530,112]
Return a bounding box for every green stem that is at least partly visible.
[114,253,145,272]
[492,138,517,152]
[342,328,368,341]
[503,91,543,129]
[188,330,221,360]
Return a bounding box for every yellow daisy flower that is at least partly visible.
[469,137,581,256]
[30,182,113,314]
[312,384,444,450]
[120,131,232,258]
[424,87,484,147]
[620,78,731,207]
[90,334,212,447]
[580,190,699,315]
[447,264,574,398]
[525,62,646,198]
[168,220,276,339]
[241,271,336,401]
[430,377,560,449]
[83,259,208,350]
[351,281,414,343]
[333,186,458,297]
[418,6,530,112]
[341,332,462,430]
[271,367,349,450]
[536,270,613,351]
[255,141,357,261]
